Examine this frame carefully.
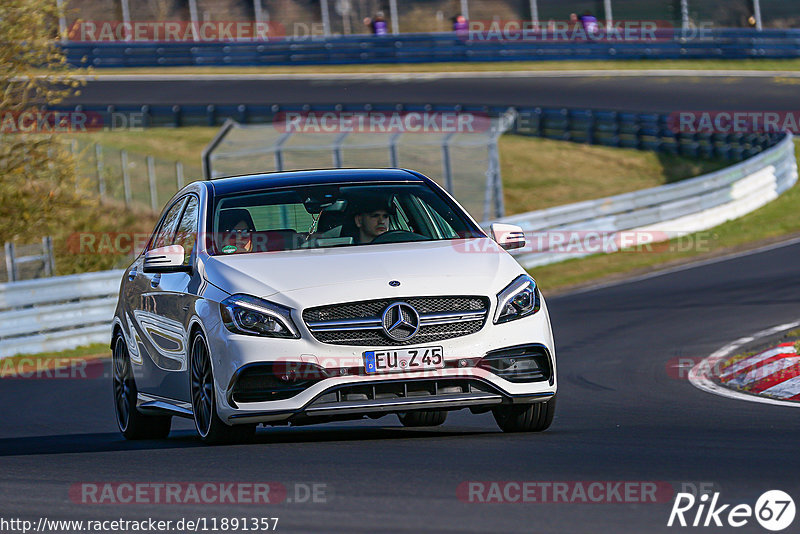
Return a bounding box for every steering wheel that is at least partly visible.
[370,230,428,244]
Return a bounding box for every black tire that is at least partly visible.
[112,334,172,440]
[492,396,556,433]
[398,410,447,427]
[190,331,256,445]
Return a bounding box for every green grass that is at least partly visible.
[67,128,217,170]
[63,58,800,76]
[530,141,800,293]
[0,343,110,372]
[499,136,726,212]
[8,128,796,300]
[66,127,727,213]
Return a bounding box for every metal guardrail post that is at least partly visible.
[121,150,131,207]
[332,132,349,168]
[389,0,400,35]
[4,242,16,283]
[274,131,293,172]
[147,156,158,211]
[441,132,457,194]
[529,0,539,27]
[202,119,236,180]
[42,236,55,277]
[489,141,504,219]
[753,0,763,31]
[603,0,614,31]
[95,144,106,198]
[176,161,185,190]
[320,0,331,37]
[389,132,401,167]
[172,105,182,127]
[207,105,216,127]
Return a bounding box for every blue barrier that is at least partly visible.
[62,29,800,67]
[48,101,781,162]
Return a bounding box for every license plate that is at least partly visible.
[363,346,444,374]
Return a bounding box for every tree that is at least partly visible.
[0,0,87,243]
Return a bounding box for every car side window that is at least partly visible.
[173,196,199,265]
[150,198,187,251]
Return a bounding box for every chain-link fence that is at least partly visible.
[61,0,796,38]
[204,110,516,221]
[1,239,56,283]
[68,139,203,212]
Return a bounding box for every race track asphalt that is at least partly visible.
[66,73,800,113]
[2,239,799,533]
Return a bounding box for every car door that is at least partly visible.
[144,194,202,402]
[129,196,188,396]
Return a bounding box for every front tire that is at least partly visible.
[398,410,447,427]
[492,396,556,433]
[190,332,256,444]
[112,334,171,440]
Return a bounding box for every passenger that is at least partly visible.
[218,209,255,253]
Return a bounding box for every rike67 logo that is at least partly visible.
[668,490,795,531]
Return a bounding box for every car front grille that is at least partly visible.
[305,378,503,412]
[303,296,490,346]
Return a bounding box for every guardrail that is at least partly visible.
[62,29,800,68]
[0,270,123,358]
[1,133,795,358]
[491,133,798,268]
[54,102,779,164]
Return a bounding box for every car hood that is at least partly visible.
[201,238,524,307]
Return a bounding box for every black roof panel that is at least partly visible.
[209,168,427,196]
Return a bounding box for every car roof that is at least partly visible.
[208,168,427,196]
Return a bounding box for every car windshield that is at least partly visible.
[210,182,483,255]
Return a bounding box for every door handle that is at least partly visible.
[150,274,161,288]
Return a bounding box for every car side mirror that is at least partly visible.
[143,245,191,273]
[490,223,526,251]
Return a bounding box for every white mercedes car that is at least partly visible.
[112,168,557,443]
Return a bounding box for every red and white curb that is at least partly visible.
[689,320,800,408]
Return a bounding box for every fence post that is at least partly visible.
[95,144,106,198]
[176,161,185,190]
[320,0,331,37]
[147,156,158,211]
[121,150,132,207]
[389,132,401,167]
[490,141,504,219]
[71,139,80,191]
[42,236,55,277]
[332,132,349,168]
[4,242,16,283]
[389,0,400,34]
[441,132,457,194]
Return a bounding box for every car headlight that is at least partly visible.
[220,294,300,339]
[494,275,540,324]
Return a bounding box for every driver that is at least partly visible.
[351,196,393,244]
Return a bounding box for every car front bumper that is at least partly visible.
[205,297,557,426]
